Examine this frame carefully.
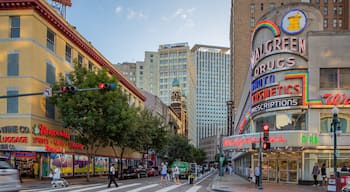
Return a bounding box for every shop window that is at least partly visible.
[7,52,19,76]
[7,89,18,113]
[320,113,350,133]
[255,115,275,132]
[276,112,306,130]
[10,16,20,38]
[47,28,55,52]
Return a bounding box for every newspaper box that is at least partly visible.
[328,174,340,192]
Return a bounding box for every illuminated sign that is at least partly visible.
[1,136,28,143]
[34,124,70,140]
[252,98,300,113]
[253,57,295,78]
[302,135,318,145]
[252,74,275,92]
[322,93,350,105]
[1,126,30,134]
[252,83,300,104]
[281,9,307,35]
[15,152,36,159]
[223,134,287,149]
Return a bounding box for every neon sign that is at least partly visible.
[38,124,70,140]
[252,83,300,104]
[322,93,350,105]
[223,134,287,149]
[1,136,28,143]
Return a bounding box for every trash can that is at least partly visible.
[328,174,341,192]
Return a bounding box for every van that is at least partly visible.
[171,161,189,179]
[0,157,21,192]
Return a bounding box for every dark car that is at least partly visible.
[121,166,147,179]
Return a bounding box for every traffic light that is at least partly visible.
[60,86,77,93]
[263,124,269,142]
[98,83,116,91]
[263,142,270,150]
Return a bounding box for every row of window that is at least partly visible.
[323,18,344,28]
[320,68,350,89]
[159,52,188,58]
[315,0,343,4]
[322,6,343,16]
[159,58,188,64]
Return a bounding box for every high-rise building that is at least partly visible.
[158,43,191,105]
[230,0,350,131]
[114,62,137,85]
[137,51,159,95]
[190,45,230,160]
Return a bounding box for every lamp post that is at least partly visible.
[331,106,339,177]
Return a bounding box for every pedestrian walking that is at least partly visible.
[174,164,180,185]
[255,165,260,187]
[321,163,327,187]
[312,163,320,186]
[160,162,167,185]
[107,163,118,188]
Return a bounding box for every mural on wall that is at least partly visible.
[50,153,73,176]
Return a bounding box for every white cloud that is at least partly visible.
[115,5,123,14]
[127,9,147,20]
[162,8,196,32]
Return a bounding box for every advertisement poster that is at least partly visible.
[74,155,92,175]
[50,153,73,176]
[94,157,109,174]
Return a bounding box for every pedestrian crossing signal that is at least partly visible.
[263,142,270,150]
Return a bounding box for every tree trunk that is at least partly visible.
[119,147,125,179]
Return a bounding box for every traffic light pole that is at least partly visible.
[258,132,263,190]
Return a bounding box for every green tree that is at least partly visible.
[159,135,193,166]
[191,147,207,165]
[49,65,125,181]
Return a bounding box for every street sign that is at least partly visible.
[44,88,52,97]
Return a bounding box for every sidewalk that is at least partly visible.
[211,173,327,192]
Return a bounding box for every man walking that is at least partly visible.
[108,163,118,188]
[255,165,260,187]
[160,162,167,185]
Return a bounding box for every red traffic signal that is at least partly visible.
[98,83,116,91]
[60,86,76,93]
[263,124,269,142]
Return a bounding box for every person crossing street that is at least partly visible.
[107,163,118,188]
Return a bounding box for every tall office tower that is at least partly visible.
[158,43,191,105]
[230,0,350,131]
[114,62,137,85]
[191,45,230,149]
[136,51,159,94]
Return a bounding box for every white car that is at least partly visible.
[0,157,21,192]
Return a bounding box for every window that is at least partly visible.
[250,17,255,28]
[339,19,343,28]
[315,0,320,3]
[78,53,83,67]
[65,44,72,63]
[47,29,55,52]
[10,16,20,38]
[333,19,337,28]
[324,0,328,3]
[46,62,56,84]
[250,3,255,14]
[334,7,337,15]
[7,89,18,113]
[339,7,343,15]
[7,52,19,76]
[320,68,350,88]
[324,19,328,28]
[320,113,350,133]
[324,7,328,15]
[260,3,264,11]
[269,3,275,11]
[88,61,93,71]
[46,98,55,119]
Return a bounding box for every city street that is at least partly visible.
[19,173,216,192]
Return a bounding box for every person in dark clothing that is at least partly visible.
[312,163,320,186]
[321,163,327,186]
[341,163,348,172]
[108,163,118,188]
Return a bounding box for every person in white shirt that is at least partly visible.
[255,165,260,187]
[107,163,118,188]
[174,164,180,185]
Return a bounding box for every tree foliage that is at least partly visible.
[49,65,126,181]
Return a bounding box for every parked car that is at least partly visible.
[0,157,21,192]
[147,167,159,177]
[120,166,147,179]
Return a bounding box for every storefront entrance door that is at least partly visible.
[279,159,298,183]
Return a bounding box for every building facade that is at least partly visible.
[225,3,350,184]
[0,0,145,179]
[231,0,350,127]
[138,51,159,95]
[191,45,231,160]
[114,62,137,85]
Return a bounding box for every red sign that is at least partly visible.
[45,145,64,153]
[252,83,300,104]
[1,136,28,143]
[33,137,49,144]
[322,93,350,105]
[39,124,70,140]
[223,134,287,149]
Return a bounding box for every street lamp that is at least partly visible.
[331,106,339,178]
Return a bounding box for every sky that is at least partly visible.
[64,0,231,64]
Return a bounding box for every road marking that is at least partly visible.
[186,185,201,192]
[155,183,185,192]
[70,184,109,192]
[20,183,102,192]
[96,183,142,192]
[126,184,158,192]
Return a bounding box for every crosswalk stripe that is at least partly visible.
[70,184,109,192]
[186,185,201,192]
[96,183,142,192]
[126,184,159,192]
[20,183,102,192]
[155,183,185,192]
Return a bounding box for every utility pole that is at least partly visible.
[258,132,263,190]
